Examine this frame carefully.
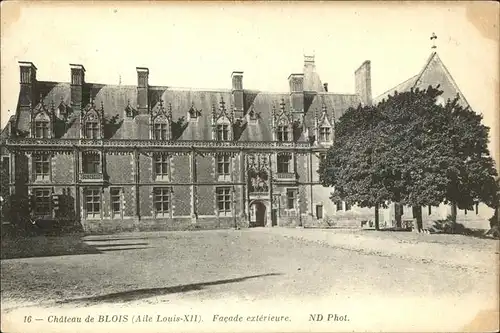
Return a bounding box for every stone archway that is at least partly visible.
[249,200,270,227]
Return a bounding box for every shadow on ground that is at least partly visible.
[54,273,282,305]
[1,235,151,260]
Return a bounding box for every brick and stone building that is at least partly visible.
[0,52,494,233]
[1,56,372,232]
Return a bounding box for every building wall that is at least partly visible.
[6,146,495,233]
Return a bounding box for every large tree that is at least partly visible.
[376,87,456,231]
[319,104,390,230]
[438,96,498,226]
[319,85,498,232]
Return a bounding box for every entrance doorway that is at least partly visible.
[255,202,266,227]
[250,201,267,227]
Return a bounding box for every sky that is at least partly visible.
[1,2,498,166]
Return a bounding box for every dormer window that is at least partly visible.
[125,100,136,118]
[217,124,230,141]
[35,120,50,138]
[85,120,99,139]
[272,99,293,142]
[277,126,289,142]
[188,103,201,122]
[316,102,334,144]
[248,108,259,124]
[81,97,104,140]
[319,126,331,142]
[154,122,169,140]
[212,96,234,141]
[32,107,52,139]
[58,98,69,118]
[150,98,172,140]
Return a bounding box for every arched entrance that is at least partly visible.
[249,200,268,227]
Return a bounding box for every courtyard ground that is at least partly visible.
[1,228,498,332]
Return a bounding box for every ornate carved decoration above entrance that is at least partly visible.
[247,153,271,194]
[246,153,270,172]
[248,169,269,194]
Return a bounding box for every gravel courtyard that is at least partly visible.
[1,228,498,331]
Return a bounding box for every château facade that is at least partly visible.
[1,52,494,233]
[1,56,371,233]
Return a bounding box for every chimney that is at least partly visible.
[231,71,244,119]
[323,83,328,92]
[136,67,149,114]
[304,55,315,71]
[70,64,86,110]
[288,73,304,113]
[355,60,372,106]
[18,61,37,107]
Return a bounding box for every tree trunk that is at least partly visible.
[395,203,402,228]
[450,203,457,233]
[374,203,380,230]
[412,206,423,233]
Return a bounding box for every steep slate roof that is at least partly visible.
[0,116,15,155]
[373,52,470,107]
[12,64,362,141]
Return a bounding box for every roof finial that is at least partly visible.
[430,32,438,50]
[279,98,286,112]
[119,74,122,86]
[219,96,225,110]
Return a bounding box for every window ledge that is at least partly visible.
[276,172,296,180]
[217,212,234,217]
[154,176,170,182]
[33,178,51,183]
[217,175,231,182]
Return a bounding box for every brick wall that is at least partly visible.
[172,185,190,216]
[124,186,135,217]
[197,156,214,182]
[107,153,133,183]
[171,155,190,183]
[139,154,152,183]
[139,186,153,218]
[198,185,215,215]
[52,154,73,183]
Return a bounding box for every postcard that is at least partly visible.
[1,1,498,332]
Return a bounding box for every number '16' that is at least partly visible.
[24,316,32,323]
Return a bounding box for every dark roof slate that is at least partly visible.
[15,81,361,141]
